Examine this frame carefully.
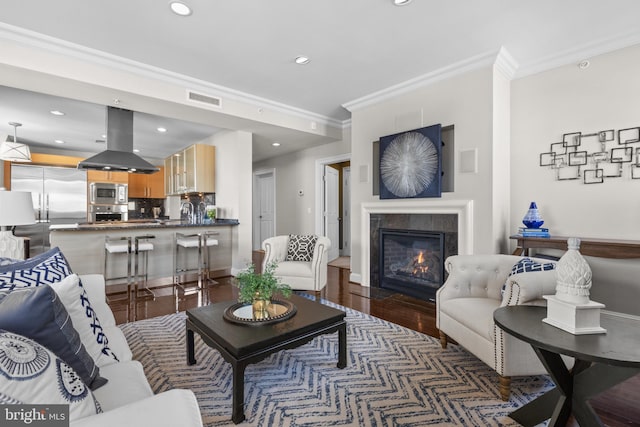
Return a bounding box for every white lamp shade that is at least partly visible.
[0,191,36,226]
[0,141,32,162]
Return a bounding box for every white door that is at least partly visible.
[253,171,275,250]
[324,165,340,261]
[342,167,351,256]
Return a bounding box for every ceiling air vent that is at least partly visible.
[186,90,222,109]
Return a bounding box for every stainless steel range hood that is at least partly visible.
[78,107,159,174]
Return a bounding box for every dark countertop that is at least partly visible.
[49,218,239,231]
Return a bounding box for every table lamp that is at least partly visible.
[0,189,36,259]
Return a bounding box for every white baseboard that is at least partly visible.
[350,273,362,285]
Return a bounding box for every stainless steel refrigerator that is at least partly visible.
[11,164,87,256]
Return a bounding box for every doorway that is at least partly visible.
[252,169,275,250]
[315,154,350,261]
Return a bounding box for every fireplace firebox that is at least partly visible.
[379,228,445,301]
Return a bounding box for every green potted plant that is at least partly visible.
[235,262,292,319]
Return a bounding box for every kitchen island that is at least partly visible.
[49,219,239,279]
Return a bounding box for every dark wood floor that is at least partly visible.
[107,263,639,427]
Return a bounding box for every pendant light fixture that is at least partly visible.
[0,122,32,162]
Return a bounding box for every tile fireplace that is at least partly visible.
[379,228,445,301]
[369,212,458,302]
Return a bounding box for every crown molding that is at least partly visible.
[342,49,504,113]
[343,29,640,112]
[514,29,640,79]
[0,23,343,129]
[494,47,518,80]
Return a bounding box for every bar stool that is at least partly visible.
[173,231,219,291]
[104,236,133,302]
[133,235,156,300]
[104,234,156,303]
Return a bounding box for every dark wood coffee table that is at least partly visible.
[494,305,640,427]
[186,294,347,424]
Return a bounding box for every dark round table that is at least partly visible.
[494,305,640,427]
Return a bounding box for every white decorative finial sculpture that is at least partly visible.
[543,237,606,335]
[555,237,592,304]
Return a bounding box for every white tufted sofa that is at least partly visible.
[436,254,567,400]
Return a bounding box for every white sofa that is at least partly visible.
[72,274,203,427]
[262,235,330,299]
[436,254,566,401]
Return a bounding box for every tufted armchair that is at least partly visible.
[436,254,568,400]
[262,235,331,300]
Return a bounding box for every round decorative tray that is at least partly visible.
[223,299,297,326]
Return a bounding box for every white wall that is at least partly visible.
[349,66,505,279]
[511,43,640,315]
[492,64,512,254]
[253,132,351,240]
[511,44,640,239]
[198,131,254,272]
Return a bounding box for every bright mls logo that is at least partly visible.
[2,405,69,426]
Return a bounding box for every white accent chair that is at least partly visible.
[261,235,331,300]
[436,254,567,401]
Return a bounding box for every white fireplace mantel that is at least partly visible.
[358,199,474,287]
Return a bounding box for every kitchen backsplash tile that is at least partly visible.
[129,198,166,219]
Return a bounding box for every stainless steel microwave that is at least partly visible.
[89,182,128,205]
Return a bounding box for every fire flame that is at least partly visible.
[412,250,429,275]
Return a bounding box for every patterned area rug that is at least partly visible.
[119,301,551,426]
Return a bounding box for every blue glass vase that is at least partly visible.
[522,202,544,229]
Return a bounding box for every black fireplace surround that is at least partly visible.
[370,213,458,302]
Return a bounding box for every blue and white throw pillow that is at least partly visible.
[0,284,107,390]
[502,257,557,305]
[50,274,120,367]
[0,257,19,267]
[286,235,318,262]
[0,330,102,421]
[510,257,556,275]
[0,247,73,292]
[0,248,119,367]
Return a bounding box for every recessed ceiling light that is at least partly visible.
[272,142,281,147]
[170,1,192,16]
[133,149,140,153]
[54,139,65,144]
[50,110,65,116]
[294,56,310,65]
[157,127,167,133]
[393,0,412,5]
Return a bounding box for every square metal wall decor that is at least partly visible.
[379,124,442,199]
[539,125,640,184]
